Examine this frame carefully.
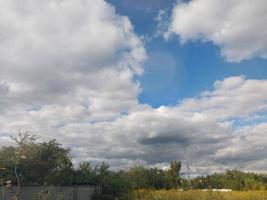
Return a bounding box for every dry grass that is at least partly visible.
[121,189,267,200]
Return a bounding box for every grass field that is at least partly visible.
[121,189,267,200]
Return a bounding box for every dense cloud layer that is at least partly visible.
[167,0,267,62]
[0,0,146,119]
[1,0,267,173]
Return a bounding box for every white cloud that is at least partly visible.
[0,0,146,120]
[1,70,267,172]
[1,0,267,173]
[0,0,153,170]
[180,76,267,120]
[167,0,267,62]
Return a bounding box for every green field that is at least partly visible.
[121,189,267,200]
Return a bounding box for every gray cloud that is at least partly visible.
[1,74,267,172]
[214,123,267,171]
[1,0,267,173]
[139,135,189,145]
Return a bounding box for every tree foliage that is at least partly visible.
[190,169,267,190]
[0,133,73,186]
[2,133,267,200]
[165,161,181,189]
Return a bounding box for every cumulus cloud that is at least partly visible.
[0,0,151,167]
[1,103,230,170]
[214,123,267,172]
[0,0,146,120]
[180,76,267,120]
[4,74,267,172]
[60,77,267,171]
[1,0,267,173]
[167,0,267,62]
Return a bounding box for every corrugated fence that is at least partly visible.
[0,185,101,200]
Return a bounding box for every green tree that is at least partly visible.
[96,162,111,186]
[0,133,74,186]
[165,161,181,189]
[75,162,97,184]
[101,170,129,195]
[127,165,150,189]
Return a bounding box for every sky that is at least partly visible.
[0,0,267,174]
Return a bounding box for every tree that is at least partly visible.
[74,162,97,185]
[165,161,181,189]
[0,133,74,186]
[96,161,111,186]
[126,165,167,190]
[101,170,129,195]
[127,165,150,189]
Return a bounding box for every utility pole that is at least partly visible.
[186,164,190,180]
[186,163,191,189]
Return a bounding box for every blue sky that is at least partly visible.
[108,0,267,107]
[1,0,267,172]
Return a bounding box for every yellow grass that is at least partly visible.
[122,189,267,200]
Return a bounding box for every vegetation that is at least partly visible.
[32,190,63,200]
[121,190,267,200]
[0,133,73,186]
[190,170,267,190]
[1,133,267,199]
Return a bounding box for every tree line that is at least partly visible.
[1,134,267,199]
[0,134,182,198]
[190,170,267,191]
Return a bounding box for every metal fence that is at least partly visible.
[0,185,101,200]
